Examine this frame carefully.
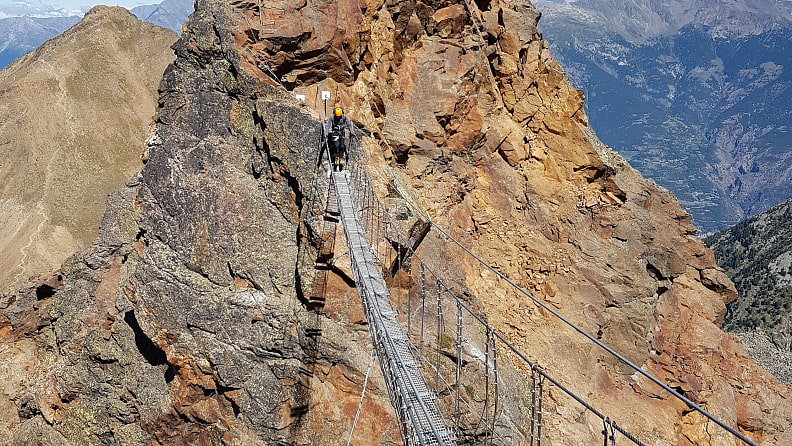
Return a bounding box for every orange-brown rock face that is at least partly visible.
[231,0,792,443]
[1,0,790,445]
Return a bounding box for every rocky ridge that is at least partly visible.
[0,0,790,445]
[0,6,177,292]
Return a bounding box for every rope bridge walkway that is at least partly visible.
[303,133,760,446]
[332,169,456,444]
[232,0,763,440]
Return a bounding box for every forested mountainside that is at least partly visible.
[0,7,176,291]
[0,0,789,444]
[706,198,792,383]
[535,0,792,233]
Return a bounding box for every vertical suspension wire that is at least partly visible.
[435,276,443,393]
[358,175,366,231]
[363,181,370,236]
[370,190,377,250]
[483,326,493,446]
[378,202,385,264]
[530,365,546,446]
[372,194,378,259]
[382,203,389,270]
[602,417,617,446]
[373,192,379,256]
[406,248,413,341]
[530,367,538,446]
[380,214,386,270]
[383,207,389,270]
[420,262,427,351]
[454,300,463,428]
[358,166,366,205]
[374,198,380,261]
[346,349,377,446]
[357,163,365,203]
[356,169,363,225]
[367,184,374,241]
[481,327,490,441]
[492,328,499,439]
[255,0,263,25]
[349,158,357,195]
[397,235,403,316]
[386,215,391,275]
[372,197,378,260]
[536,370,545,446]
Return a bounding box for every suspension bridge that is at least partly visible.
[228,0,765,441]
[301,130,761,446]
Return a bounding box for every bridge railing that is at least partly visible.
[341,137,646,445]
[338,134,759,446]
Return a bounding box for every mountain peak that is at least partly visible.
[0,4,177,291]
[82,4,132,18]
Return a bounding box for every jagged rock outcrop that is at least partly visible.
[0,0,790,445]
[0,6,177,292]
[235,0,792,443]
[4,2,400,444]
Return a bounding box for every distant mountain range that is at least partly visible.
[0,16,79,68]
[0,0,193,70]
[535,0,792,233]
[0,2,84,18]
[131,0,195,34]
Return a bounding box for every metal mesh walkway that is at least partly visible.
[332,170,456,445]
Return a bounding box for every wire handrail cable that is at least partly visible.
[403,241,646,445]
[330,125,757,446]
[344,135,758,446]
[428,222,759,446]
[348,130,758,446]
[332,169,456,445]
[346,349,377,446]
[343,134,645,444]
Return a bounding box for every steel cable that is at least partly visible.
[349,131,758,445]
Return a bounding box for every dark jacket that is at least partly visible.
[324,114,355,137]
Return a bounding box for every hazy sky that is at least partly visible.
[0,1,156,16]
[0,1,151,7]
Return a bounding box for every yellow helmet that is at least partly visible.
[334,107,343,117]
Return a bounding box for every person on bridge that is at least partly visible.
[324,106,355,171]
